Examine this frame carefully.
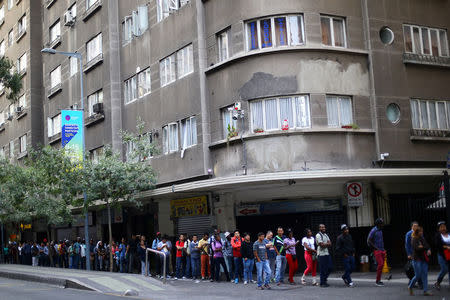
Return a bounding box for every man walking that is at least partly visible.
[336,224,355,287]
[316,224,332,287]
[405,221,422,288]
[254,232,272,290]
[274,227,287,286]
[367,218,386,287]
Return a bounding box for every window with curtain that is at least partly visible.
[160,54,176,87]
[181,116,197,149]
[47,114,61,137]
[403,25,449,57]
[19,134,26,153]
[250,95,310,131]
[410,99,450,130]
[18,14,26,35]
[70,56,78,76]
[162,123,179,154]
[177,44,194,78]
[86,33,102,62]
[138,67,151,97]
[9,140,14,158]
[50,66,61,89]
[321,15,346,47]
[17,52,26,73]
[217,29,230,62]
[326,96,353,127]
[18,94,26,108]
[124,76,137,104]
[88,90,103,116]
[49,20,60,43]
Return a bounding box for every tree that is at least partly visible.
[83,121,157,271]
[0,57,23,103]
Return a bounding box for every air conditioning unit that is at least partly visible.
[64,11,75,26]
[6,113,13,121]
[93,102,104,114]
[15,106,23,114]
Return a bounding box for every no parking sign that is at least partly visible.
[347,182,363,207]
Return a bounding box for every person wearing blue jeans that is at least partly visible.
[316,224,332,287]
[434,221,450,290]
[254,232,272,290]
[274,227,287,285]
[408,226,432,296]
[241,233,255,284]
[189,235,201,280]
[336,225,355,287]
[231,231,244,283]
[119,238,128,273]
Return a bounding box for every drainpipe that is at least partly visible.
[361,0,381,162]
[196,0,212,175]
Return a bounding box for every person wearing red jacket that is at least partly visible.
[231,230,244,284]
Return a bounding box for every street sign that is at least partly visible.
[236,205,260,216]
[347,182,363,207]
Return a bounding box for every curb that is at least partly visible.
[0,270,95,291]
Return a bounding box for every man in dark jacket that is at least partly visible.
[336,224,355,287]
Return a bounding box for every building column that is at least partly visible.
[214,193,236,233]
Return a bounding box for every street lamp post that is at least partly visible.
[41,48,90,271]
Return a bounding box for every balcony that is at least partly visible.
[83,53,103,73]
[48,132,61,144]
[83,0,102,22]
[47,36,61,49]
[0,123,5,133]
[85,112,104,127]
[403,53,450,68]
[47,83,62,98]
[16,29,26,42]
[410,128,450,142]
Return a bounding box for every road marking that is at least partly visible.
[123,276,164,291]
[88,276,140,293]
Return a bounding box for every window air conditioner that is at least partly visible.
[15,106,23,114]
[6,113,13,121]
[64,11,75,26]
[93,102,104,114]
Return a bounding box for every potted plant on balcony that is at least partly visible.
[341,123,359,130]
[253,128,264,133]
[227,124,238,141]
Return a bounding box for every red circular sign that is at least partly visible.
[347,183,362,197]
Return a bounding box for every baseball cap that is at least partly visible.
[341,224,348,231]
[224,232,230,238]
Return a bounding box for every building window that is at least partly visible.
[403,25,449,57]
[321,15,346,48]
[123,5,149,39]
[9,140,14,158]
[181,116,197,148]
[250,95,310,131]
[162,123,178,154]
[124,76,137,104]
[8,104,14,117]
[47,114,61,137]
[86,33,102,62]
[410,99,450,130]
[49,20,60,44]
[50,66,61,89]
[8,29,13,46]
[70,56,78,76]
[0,147,4,159]
[122,16,133,43]
[18,94,26,108]
[0,40,4,57]
[217,29,230,62]
[0,6,4,23]
[87,90,103,116]
[386,103,401,124]
[69,3,77,18]
[7,0,13,10]
[160,54,176,87]
[326,96,353,127]
[177,44,194,79]
[19,134,26,153]
[246,15,305,51]
[18,15,26,35]
[16,52,26,73]
[90,146,103,163]
[0,110,4,126]
[138,67,151,97]
[222,106,238,139]
[86,0,98,10]
[156,0,190,22]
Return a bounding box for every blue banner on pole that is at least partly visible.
[61,110,84,162]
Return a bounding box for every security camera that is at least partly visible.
[380,153,389,160]
[232,113,239,120]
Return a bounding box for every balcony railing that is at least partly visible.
[403,53,450,68]
[410,128,450,139]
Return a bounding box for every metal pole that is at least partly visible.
[444,171,450,223]
[354,207,358,227]
[0,222,3,264]
[145,249,148,277]
[79,55,90,271]
[162,252,166,284]
[240,113,247,175]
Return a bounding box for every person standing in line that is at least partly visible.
[119,238,128,273]
[367,218,386,287]
[208,229,220,281]
[189,234,201,281]
[405,221,422,288]
[316,224,332,287]
[274,227,287,286]
[231,230,244,284]
[301,228,318,286]
[156,235,171,278]
[23,241,32,266]
[184,234,192,279]
[175,234,186,280]
[408,226,432,296]
[80,240,86,270]
[264,231,276,283]
[254,232,272,290]
[336,224,355,287]
[72,237,81,269]
[223,232,234,282]
[211,233,230,282]
[128,234,138,274]
[241,233,255,284]
[284,229,299,285]
[434,221,450,290]
[152,233,162,277]
[137,239,149,276]
[198,233,210,280]
[31,242,39,267]
[89,239,95,271]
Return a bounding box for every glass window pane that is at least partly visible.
[403,25,413,52]
[260,19,272,48]
[247,21,259,50]
[295,96,310,128]
[326,97,339,127]
[279,97,293,127]
[288,16,304,45]
[321,17,332,45]
[410,100,420,128]
[439,30,449,56]
[333,19,345,47]
[339,97,353,125]
[437,102,447,129]
[428,102,438,129]
[264,99,278,130]
[251,101,263,130]
[419,101,429,129]
[274,17,288,46]
[413,27,421,54]
[430,29,439,56]
[421,28,430,55]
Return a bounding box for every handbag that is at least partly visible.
[404,260,414,280]
[312,252,317,261]
[444,249,450,261]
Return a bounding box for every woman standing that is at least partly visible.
[301,229,318,286]
[434,221,450,290]
[240,233,255,284]
[408,226,432,296]
[284,229,299,284]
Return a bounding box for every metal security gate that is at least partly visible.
[177,216,213,236]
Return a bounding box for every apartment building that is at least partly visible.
[2,0,446,265]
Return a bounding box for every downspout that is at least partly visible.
[361,0,381,162]
[196,0,211,175]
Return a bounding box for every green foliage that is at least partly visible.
[120,117,158,162]
[0,57,23,103]
[227,123,238,141]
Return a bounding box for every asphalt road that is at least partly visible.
[0,277,448,300]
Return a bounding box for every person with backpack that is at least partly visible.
[336,224,355,287]
[211,232,230,282]
[231,230,244,284]
[316,224,332,287]
[408,226,432,296]
[434,221,450,291]
[198,233,210,280]
[274,227,287,286]
[367,218,386,287]
[301,228,318,286]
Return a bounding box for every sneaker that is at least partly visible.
[320,283,330,288]
[348,282,354,288]
[264,284,271,290]
[230,280,234,283]
[174,277,178,280]
[301,278,306,285]
[244,281,248,285]
[289,281,295,285]
[375,281,385,287]
[234,278,238,284]
[201,277,205,280]
[182,276,187,279]
[276,282,281,286]
[342,275,349,286]
[423,291,433,296]
[210,279,214,282]
[251,280,257,284]
[312,280,318,286]
[257,286,264,290]
[433,282,440,291]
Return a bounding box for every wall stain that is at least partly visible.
[239,72,297,101]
